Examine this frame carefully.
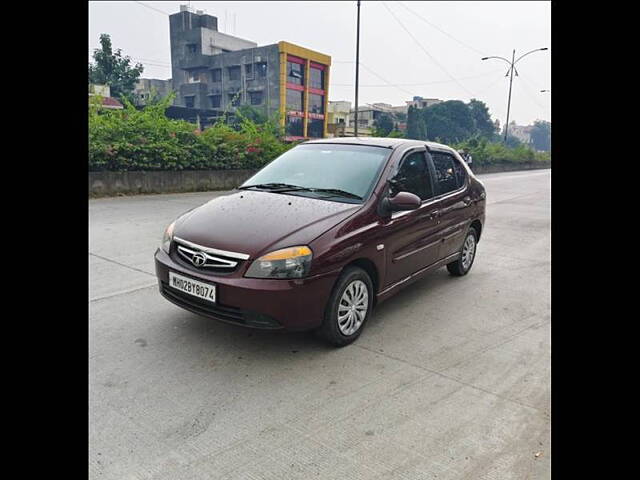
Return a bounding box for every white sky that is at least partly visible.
[89,1,551,126]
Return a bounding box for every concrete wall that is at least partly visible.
[201,30,257,55]
[469,163,550,175]
[89,164,550,197]
[89,170,256,197]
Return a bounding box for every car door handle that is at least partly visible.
[463,197,472,206]
[429,210,439,219]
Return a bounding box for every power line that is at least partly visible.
[396,1,487,57]
[475,74,507,97]
[331,60,417,98]
[89,47,171,69]
[360,63,417,97]
[517,75,549,115]
[381,2,476,98]
[133,1,170,16]
[331,69,502,88]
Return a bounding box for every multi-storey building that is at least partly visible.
[133,78,173,106]
[327,101,351,126]
[169,6,331,140]
[405,96,443,110]
[506,121,533,144]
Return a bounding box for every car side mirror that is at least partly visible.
[384,191,421,213]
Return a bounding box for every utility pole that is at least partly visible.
[482,47,548,143]
[354,0,361,137]
[503,49,515,143]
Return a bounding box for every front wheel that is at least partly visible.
[447,227,478,276]
[317,267,373,347]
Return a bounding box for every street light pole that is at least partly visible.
[481,47,548,143]
[503,49,515,142]
[354,0,361,137]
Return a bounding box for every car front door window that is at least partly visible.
[390,151,433,200]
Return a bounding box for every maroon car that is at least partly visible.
[155,138,486,346]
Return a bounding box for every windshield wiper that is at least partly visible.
[238,183,363,200]
[237,183,305,191]
[297,187,363,200]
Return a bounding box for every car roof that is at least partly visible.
[303,137,456,153]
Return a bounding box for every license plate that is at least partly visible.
[168,272,216,303]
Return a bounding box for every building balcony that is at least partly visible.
[174,53,210,69]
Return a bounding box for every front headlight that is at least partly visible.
[161,221,175,253]
[245,246,313,279]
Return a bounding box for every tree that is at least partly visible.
[388,128,405,138]
[236,105,268,125]
[505,134,523,148]
[468,99,498,139]
[529,120,551,151]
[372,113,395,137]
[422,100,475,143]
[406,105,427,140]
[89,33,144,101]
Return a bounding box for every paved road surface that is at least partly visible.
[89,169,551,480]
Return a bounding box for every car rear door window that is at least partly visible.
[431,152,464,195]
[452,155,467,187]
[391,151,433,200]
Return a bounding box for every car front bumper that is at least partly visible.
[154,248,339,331]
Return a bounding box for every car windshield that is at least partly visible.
[240,144,391,203]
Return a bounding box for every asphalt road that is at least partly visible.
[89,169,551,480]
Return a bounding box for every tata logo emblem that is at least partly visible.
[191,252,207,267]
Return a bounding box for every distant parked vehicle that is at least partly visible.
[155,138,486,346]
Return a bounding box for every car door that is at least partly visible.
[427,150,473,259]
[380,148,442,287]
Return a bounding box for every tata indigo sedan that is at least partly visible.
[155,138,486,346]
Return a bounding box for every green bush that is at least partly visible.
[452,136,551,166]
[89,94,295,171]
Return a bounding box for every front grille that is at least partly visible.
[172,236,249,274]
[160,282,281,329]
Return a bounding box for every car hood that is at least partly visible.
[174,190,360,258]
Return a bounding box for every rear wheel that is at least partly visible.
[447,227,478,276]
[317,266,373,347]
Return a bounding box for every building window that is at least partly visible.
[308,118,324,138]
[287,61,305,86]
[256,62,267,78]
[309,93,325,114]
[245,63,253,76]
[249,91,263,105]
[184,96,195,108]
[286,116,304,137]
[227,66,241,81]
[209,95,221,108]
[310,66,325,90]
[211,68,222,82]
[186,43,197,54]
[188,70,205,84]
[228,93,241,107]
[286,89,304,112]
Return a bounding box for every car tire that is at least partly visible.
[317,266,374,347]
[447,226,478,277]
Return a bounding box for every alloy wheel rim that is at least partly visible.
[337,280,369,336]
[461,234,476,270]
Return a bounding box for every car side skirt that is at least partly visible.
[376,252,461,303]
